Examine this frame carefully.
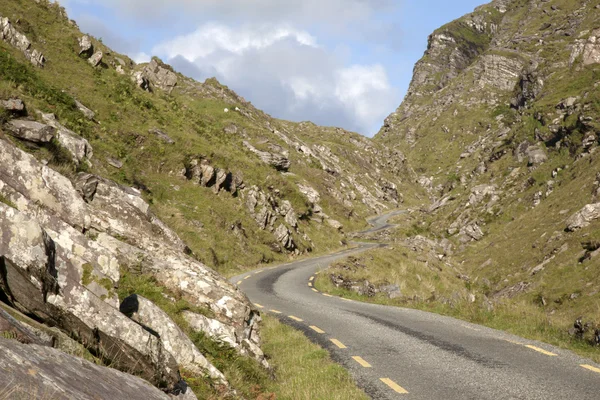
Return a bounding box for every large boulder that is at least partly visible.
[120,295,227,384]
[88,51,103,67]
[78,35,94,57]
[75,100,96,120]
[0,204,181,389]
[566,203,600,231]
[5,119,55,143]
[0,337,188,400]
[143,59,178,93]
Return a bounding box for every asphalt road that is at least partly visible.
[231,211,600,399]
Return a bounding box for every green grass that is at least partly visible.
[261,315,369,400]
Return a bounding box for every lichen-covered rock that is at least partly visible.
[0,98,25,112]
[40,112,93,163]
[75,100,96,120]
[566,203,600,231]
[88,50,103,67]
[5,119,55,143]
[78,35,93,57]
[0,337,179,400]
[120,295,227,384]
[0,204,181,389]
[0,139,90,230]
[243,141,291,171]
[143,59,178,93]
[150,128,175,144]
[132,71,151,91]
[0,16,45,67]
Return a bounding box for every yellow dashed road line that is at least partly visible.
[236,281,242,285]
[244,275,251,280]
[581,364,600,374]
[342,298,353,302]
[330,339,347,349]
[525,345,557,357]
[323,294,333,298]
[289,315,303,322]
[308,282,313,287]
[309,276,315,281]
[254,303,264,309]
[352,356,372,368]
[270,309,282,314]
[254,270,263,274]
[310,326,325,334]
[380,378,409,394]
[312,288,319,292]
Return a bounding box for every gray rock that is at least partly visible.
[40,112,93,163]
[88,51,103,67]
[107,157,123,169]
[143,59,178,93]
[213,168,228,193]
[243,141,291,171]
[132,71,151,91]
[275,224,295,250]
[527,146,548,166]
[0,338,173,400]
[0,139,90,230]
[5,120,55,143]
[0,98,24,112]
[326,218,344,231]
[298,184,321,204]
[120,295,227,384]
[150,128,175,144]
[183,311,238,348]
[78,35,94,57]
[566,203,600,231]
[75,100,95,120]
[0,16,45,67]
[0,205,181,389]
[380,284,402,299]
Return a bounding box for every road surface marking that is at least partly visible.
[270,310,282,314]
[308,282,313,287]
[236,281,242,285]
[254,270,263,274]
[323,294,333,298]
[310,326,325,334]
[312,288,319,292]
[581,364,600,374]
[254,303,264,309]
[330,339,347,349]
[352,356,372,368]
[315,271,320,275]
[342,298,353,302]
[244,275,251,280]
[289,316,303,322]
[380,378,409,394]
[309,276,315,281]
[525,345,557,356]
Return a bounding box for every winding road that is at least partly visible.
[231,211,600,399]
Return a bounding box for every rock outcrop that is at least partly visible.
[0,16,45,67]
[243,141,291,171]
[5,119,55,143]
[0,337,191,400]
[142,58,178,93]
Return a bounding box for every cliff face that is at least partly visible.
[373,0,600,335]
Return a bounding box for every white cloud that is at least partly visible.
[156,23,397,135]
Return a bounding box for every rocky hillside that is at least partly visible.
[0,0,417,279]
[361,0,600,349]
[0,0,418,398]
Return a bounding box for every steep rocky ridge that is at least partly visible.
[366,0,600,352]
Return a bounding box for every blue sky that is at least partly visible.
[60,0,486,136]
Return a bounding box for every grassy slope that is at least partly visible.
[318,0,600,363]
